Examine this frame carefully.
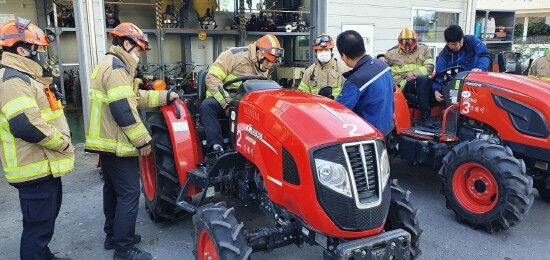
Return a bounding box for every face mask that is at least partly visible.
[33,52,47,67]
[316,51,332,63]
[131,52,140,63]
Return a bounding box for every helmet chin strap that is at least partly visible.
[256,51,268,72]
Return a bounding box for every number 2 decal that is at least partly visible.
[343,123,361,137]
[236,130,242,147]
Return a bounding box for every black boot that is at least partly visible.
[420,117,436,128]
[419,111,436,128]
[113,247,152,260]
[105,234,142,250]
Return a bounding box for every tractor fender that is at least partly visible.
[161,99,203,194]
[393,86,412,134]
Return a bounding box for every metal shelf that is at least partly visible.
[161,28,239,36]
[246,31,309,36]
[248,9,310,14]
[105,28,158,34]
[46,27,77,35]
[104,1,155,6]
[485,40,513,44]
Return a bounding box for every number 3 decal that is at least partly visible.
[462,101,471,114]
[343,123,361,137]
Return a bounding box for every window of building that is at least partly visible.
[412,9,461,43]
[294,36,310,61]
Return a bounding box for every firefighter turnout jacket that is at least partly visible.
[0,52,75,185]
[85,46,169,157]
[298,58,349,97]
[206,43,267,108]
[382,43,434,90]
[529,54,550,81]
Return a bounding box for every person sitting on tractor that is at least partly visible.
[200,34,283,153]
[433,25,491,102]
[298,33,349,99]
[529,52,550,81]
[378,27,436,127]
[335,30,395,139]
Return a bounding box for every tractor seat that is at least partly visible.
[498,51,522,74]
[196,68,209,103]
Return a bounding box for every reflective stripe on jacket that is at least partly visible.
[298,58,349,97]
[383,44,434,90]
[0,52,75,185]
[205,43,267,108]
[85,46,168,157]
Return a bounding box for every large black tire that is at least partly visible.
[385,180,422,259]
[193,202,252,260]
[141,111,186,222]
[438,140,534,232]
[534,178,550,202]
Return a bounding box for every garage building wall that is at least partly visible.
[326,0,469,56]
[0,0,38,23]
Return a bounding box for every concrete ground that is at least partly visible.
[1,146,549,260]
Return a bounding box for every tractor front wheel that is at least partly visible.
[439,140,534,232]
[385,180,422,259]
[193,202,252,260]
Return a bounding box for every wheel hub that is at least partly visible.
[473,180,487,193]
[452,162,499,214]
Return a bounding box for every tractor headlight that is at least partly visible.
[315,159,352,197]
[376,139,391,189]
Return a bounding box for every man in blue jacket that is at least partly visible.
[433,25,491,102]
[335,30,394,137]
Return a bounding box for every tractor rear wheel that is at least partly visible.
[193,202,252,260]
[534,178,550,202]
[439,140,534,232]
[140,111,187,222]
[385,180,422,259]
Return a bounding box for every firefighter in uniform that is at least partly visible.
[200,34,283,153]
[529,52,550,81]
[84,23,178,260]
[379,27,435,127]
[0,17,75,260]
[298,34,349,99]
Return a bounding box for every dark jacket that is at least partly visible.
[336,55,394,136]
[433,35,491,91]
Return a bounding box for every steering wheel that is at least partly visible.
[222,75,268,91]
[433,66,464,86]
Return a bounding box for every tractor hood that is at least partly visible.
[466,72,550,101]
[238,89,381,150]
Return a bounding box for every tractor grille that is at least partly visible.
[344,143,379,204]
[312,141,389,231]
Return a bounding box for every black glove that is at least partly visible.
[318,86,334,100]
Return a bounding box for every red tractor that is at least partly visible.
[389,66,550,232]
[139,72,422,259]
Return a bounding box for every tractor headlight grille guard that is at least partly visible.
[311,140,390,231]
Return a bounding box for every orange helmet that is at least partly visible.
[109,23,150,51]
[313,34,334,51]
[255,34,284,63]
[398,27,418,53]
[0,17,54,47]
